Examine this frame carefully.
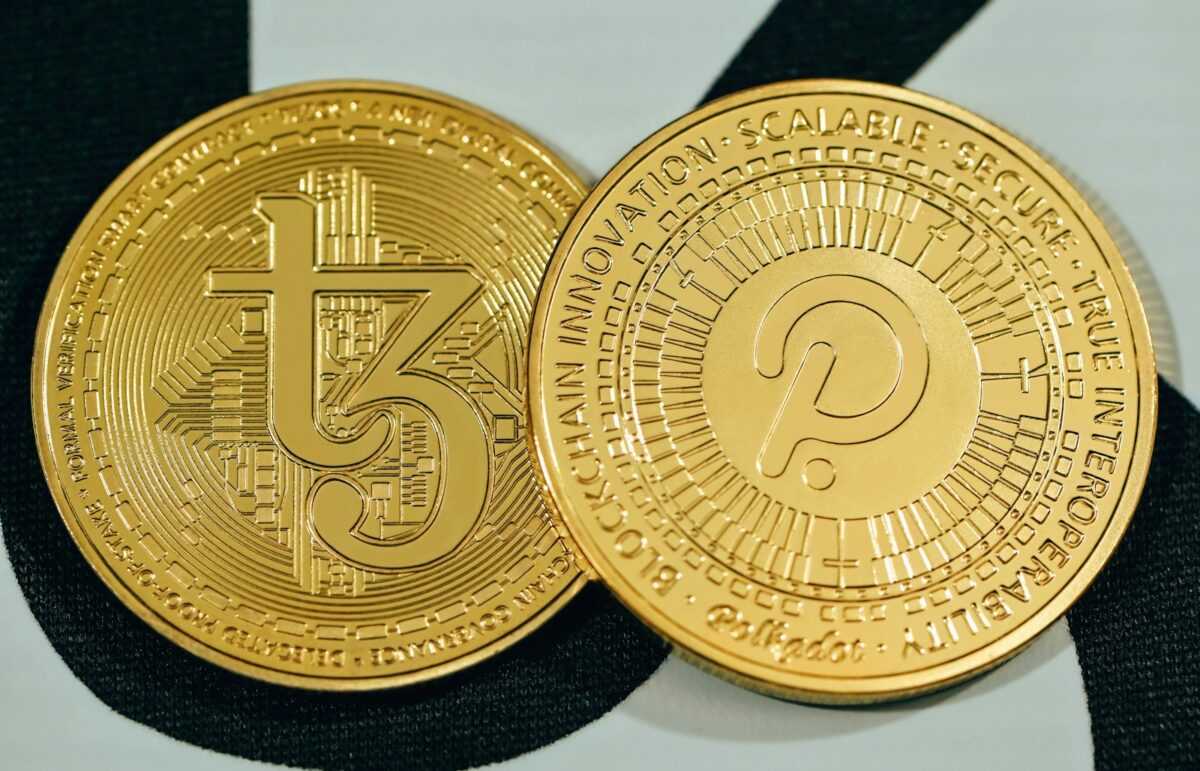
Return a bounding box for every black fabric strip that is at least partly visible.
[703,0,986,101]
[0,3,665,770]
[9,2,1196,771]
[703,3,1200,767]
[1066,379,1200,771]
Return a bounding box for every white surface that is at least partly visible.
[0,539,263,769]
[3,1,1197,769]
[250,0,780,184]
[909,0,1200,403]
[504,623,1087,770]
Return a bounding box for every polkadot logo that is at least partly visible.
[753,274,929,490]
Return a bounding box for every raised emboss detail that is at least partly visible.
[754,274,928,483]
[206,180,490,571]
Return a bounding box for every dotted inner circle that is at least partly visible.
[617,163,1067,603]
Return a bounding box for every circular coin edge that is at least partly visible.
[31,79,591,690]
[527,78,1158,702]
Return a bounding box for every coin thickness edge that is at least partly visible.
[32,81,589,689]
[529,79,1157,703]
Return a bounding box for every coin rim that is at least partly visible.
[528,78,1158,702]
[31,79,590,690]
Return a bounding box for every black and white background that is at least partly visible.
[2,2,1198,769]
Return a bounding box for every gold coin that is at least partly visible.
[529,80,1157,702]
[32,81,587,689]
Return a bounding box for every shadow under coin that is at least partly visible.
[618,616,1077,743]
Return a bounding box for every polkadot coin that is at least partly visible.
[528,80,1156,703]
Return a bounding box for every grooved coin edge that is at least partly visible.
[32,80,591,690]
[528,79,1157,702]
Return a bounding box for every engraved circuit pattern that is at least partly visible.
[35,86,586,687]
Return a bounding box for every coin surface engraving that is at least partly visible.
[529,80,1156,702]
[33,82,587,688]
